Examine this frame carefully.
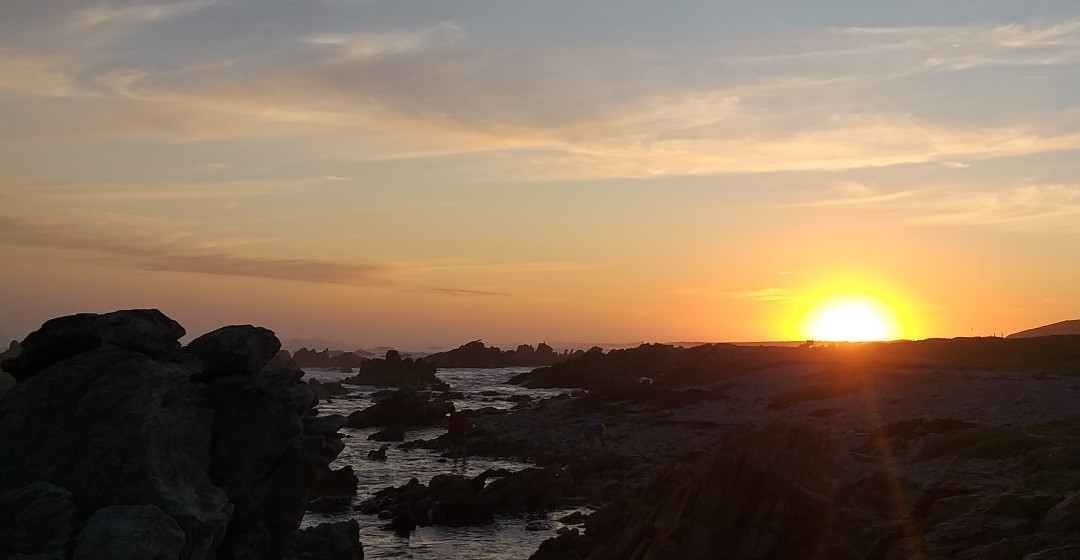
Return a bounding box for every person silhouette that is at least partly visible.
[447,404,470,463]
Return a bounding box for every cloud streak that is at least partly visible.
[0,214,510,295]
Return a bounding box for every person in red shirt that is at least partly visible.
[447,403,470,463]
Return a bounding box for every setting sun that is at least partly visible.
[800,294,903,342]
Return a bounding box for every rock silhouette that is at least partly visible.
[0,309,354,560]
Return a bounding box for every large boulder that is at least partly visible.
[0,310,350,560]
[2,309,185,380]
[204,360,342,560]
[73,505,185,560]
[0,482,81,560]
[184,325,281,379]
[0,347,230,559]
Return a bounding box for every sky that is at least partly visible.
[3,0,1080,349]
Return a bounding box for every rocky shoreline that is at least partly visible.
[338,338,1080,559]
[6,312,1080,559]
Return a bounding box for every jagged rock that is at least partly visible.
[317,467,359,497]
[2,309,186,380]
[367,445,389,460]
[1039,491,1080,534]
[529,528,593,560]
[73,505,185,560]
[424,340,567,368]
[346,389,450,428]
[184,325,281,379]
[0,347,230,560]
[291,520,364,560]
[525,520,551,531]
[0,482,81,560]
[368,425,406,442]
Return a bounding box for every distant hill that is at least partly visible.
[1007,319,1080,338]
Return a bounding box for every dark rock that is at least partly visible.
[0,370,13,400]
[369,425,406,442]
[1024,546,1080,559]
[368,445,390,460]
[557,511,586,524]
[305,414,348,437]
[587,421,837,560]
[0,482,80,560]
[0,310,348,560]
[306,496,353,514]
[386,514,416,537]
[184,325,281,379]
[317,466,359,497]
[525,520,551,531]
[340,354,438,388]
[73,505,185,560]
[291,519,364,560]
[346,388,451,428]
[529,527,594,560]
[1040,491,1080,534]
[424,340,568,368]
[3,309,185,380]
[0,347,230,559]
[309,379,349,401]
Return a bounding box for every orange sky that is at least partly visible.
[2,2,1079,349]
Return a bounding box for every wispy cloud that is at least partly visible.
[0,49,77,97]
[70,0,222,30]
[0,213,509,295]
[792,182,928,208]
[907,184,1080,230]
[305,22,463,60]
[1,175,353,201]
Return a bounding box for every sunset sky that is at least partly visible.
[3,1,1080,349]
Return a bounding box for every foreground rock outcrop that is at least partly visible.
[0,309,355,560]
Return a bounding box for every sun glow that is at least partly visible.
[800,294,903,342]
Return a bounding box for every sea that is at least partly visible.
[301,367,579,559]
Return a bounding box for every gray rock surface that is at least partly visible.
[73,505,185,560]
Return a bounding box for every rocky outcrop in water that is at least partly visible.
[346,388,451,428]
[423,340,573,368]
[290,348,368,370]
[0,309,353,560]
[340,350,439,387]
[359,468,571,531]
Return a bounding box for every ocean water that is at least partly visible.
[302,367,578,559]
